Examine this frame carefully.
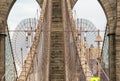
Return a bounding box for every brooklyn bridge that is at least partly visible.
[0,0,120,81]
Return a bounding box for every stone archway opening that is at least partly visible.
[0,0,118,81]
[73,0,110,79]
[3,0,41,80]
[7,0,40,76]
[74,0,118,81]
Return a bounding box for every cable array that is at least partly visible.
[5,0,109,81]
[5,26,17,81]
[11,18,37,76]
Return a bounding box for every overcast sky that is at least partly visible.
[7,0,40,30]
[73,0,107,29]
[7,0,107,31]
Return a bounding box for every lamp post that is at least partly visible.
[95,29,102,78]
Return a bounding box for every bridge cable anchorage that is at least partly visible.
[66,0,93,81]
[17,0,48,80]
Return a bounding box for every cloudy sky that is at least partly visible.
[73,0,107,30]
[7,0,40,30]
[7,0,107,31]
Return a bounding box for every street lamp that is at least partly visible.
[95,29,102,78]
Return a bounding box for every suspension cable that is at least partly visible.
[65,0,93,81]
[17,0,48,80]
[7,26,18,79]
